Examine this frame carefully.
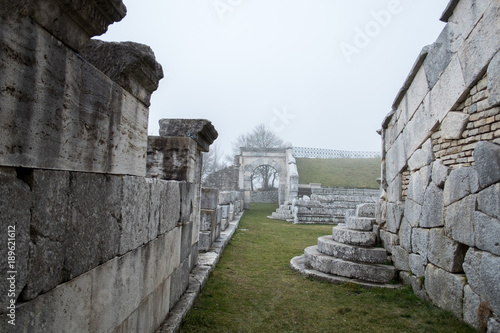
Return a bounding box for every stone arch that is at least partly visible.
[238,148,298,209]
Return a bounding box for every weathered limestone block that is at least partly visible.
[428,228,467,273]
[457,0,500,88]
[180,222,194,265]
[411,228,429,262]
[463,248,482,294]
[355,203,376,218]
[399,218,414,253]
[443,167,479,206]
[420,182,444,228]
[431,159,449,188]
[200,210,217,232]
[480,252,500,316]
[463,285,481,330]
[317,236,388,264]
[444,0,494,44]
[425,264,466,319]
[445,195,477,247]
[385,138,407,185]
[441,112,470,140]
[409,254,425,277]
[0,8,149,176]
[399,271,429,302]
[407,166,432,205]
[179,182,195,224]
[391,246,410,271]
[474,211,500,256]
[13,0,126,51]
[386,201,404,233]
[375,199,387,224]
[404,199,422,227]
[380,229,399,254]
[331,226,377,247]
[66,172,122,278]
[158,181,181,235]
[304,246,396,284]
[201,188,220,210]
[346,216,375,232]
[119,176,150,255]
[488,51,500,107]
[478,183,500,220]
[0,168,31,310]
[81,39,164,106]
[12,272,93,332]
[169,258,191,312]
[408,139,433,171]
[423,25,455,89]
[147,136,198,182]
[159,119,218,153]
[473,141,500,189]
[220,205,229,219]
[219,192,233,205]
[387,175,402,202]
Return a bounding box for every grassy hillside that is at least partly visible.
[295,157,381,189]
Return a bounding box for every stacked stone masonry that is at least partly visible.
[379,0,500,331]
[0,1,219,332]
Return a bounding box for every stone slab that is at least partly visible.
[428,228,467,273]
[473,141,500,189]
[317,236,388,264]
[346,216,375,231]
[331,226,377,247]
[425,263,466,319]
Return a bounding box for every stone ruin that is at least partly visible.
[291,203,399,289]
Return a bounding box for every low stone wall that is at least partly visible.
[378,1,500,330]
[251,190,279,204]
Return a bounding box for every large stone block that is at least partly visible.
[12,0,126,52]
[408,138,433,171]
[409,254,425,277]
[386,175,402,202]
[473,141,500,189]
[317,236,388,264]
[331,226,377,247]
[423,25,454,89]
[431,159,450,188]
[463,285,481,330]
[159,181,181,235]
[386,201,404,233]
[474,211,500,256]
[441,112,470,140]
[428,228,467,273]
[0,168,31,310]
[9,271,93,333]
[355,203,376,218]
[380,230,399,254]
[80,39,163,107]
[346,216,375,232]
[443,167,479,206]
[445,195,477,247]
[407,166,432,205]
[200,209,217,232]
[0,10,149,177]
[169,258,191,311]
[488,51,500,107]
[398,218,412,252]
[463,248,483,294]
[481,252,500,316]
[119,176,150,255]
[425,263,466,319]
[411,228,429,262]
[147,136,198,182]
[391,245,410,271]
[420,182,444,228]
[404,198,422,227]
[158,119,218,153]
[478,183,500,220]
[457,0,500,88]
[201,188,220,210]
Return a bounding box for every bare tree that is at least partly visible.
[202,142,226,182]
[230,124,288,190]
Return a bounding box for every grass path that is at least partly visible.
[181,204,476,333]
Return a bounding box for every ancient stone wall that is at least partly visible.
[378,1,500,331]
[251,190,279,204]
[0,2,216,332]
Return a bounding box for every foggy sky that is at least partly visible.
[100,0,450,156]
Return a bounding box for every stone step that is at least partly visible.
[331,225,377,247]
[304,246,397,284]
[346,216,375,231]
[290,255,401,289]
[317,236,388,264]
[296,215,335,223]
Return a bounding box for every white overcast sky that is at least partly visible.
[100,0,450,155]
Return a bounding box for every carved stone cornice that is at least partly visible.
[159,119,219,152]
[16,0,126,51]
[81,39,164,106]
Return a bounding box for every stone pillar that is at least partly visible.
[147,119,218,260]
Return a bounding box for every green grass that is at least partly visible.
[181,203,476,333]
[295,158,381,189]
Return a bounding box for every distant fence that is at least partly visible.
[292,147,381,159]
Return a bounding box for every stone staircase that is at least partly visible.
[291,203,400,289]
[268,202,294,221]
